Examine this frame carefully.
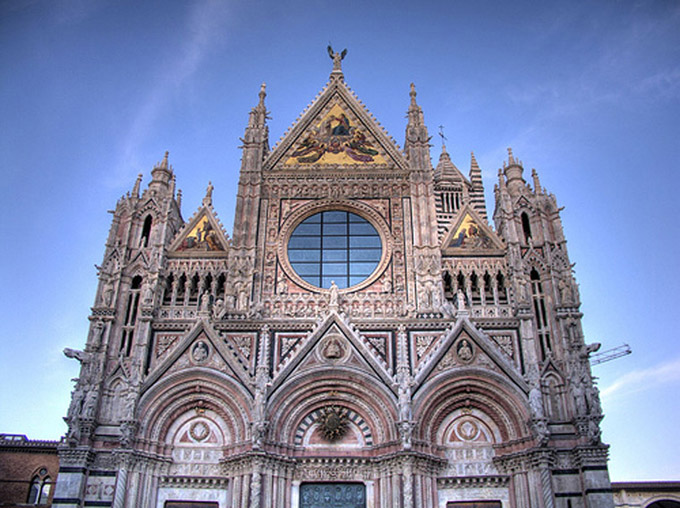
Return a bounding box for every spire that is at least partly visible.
[240,83,270,171]
[327,45,347,81]
[433,143,462,182]
[159,151,169,170]
[468,152,488,221]
[150,150,173,190]
[404,83,431,169]
[503,147,525,195]
[531,168,542,194]
[131,173,142,198]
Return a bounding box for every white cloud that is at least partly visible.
[600,356,680,401]
[111,1,230,185]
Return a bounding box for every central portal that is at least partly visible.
[299,483,366,508]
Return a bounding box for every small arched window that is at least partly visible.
[521,212,532,243]
[140,215,153,248]
[27,468,51,505]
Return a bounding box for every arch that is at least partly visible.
[647,500,680,508]
[542,371,566,421]
[521,212,532,243]
[136,368,252,455]
[414,369,529,443]
[268,367,398,447]
[26,467,51,505]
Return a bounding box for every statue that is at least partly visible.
[328,280,339,309]
[456,289,466,310]
[100,280,114,307]
[529,385,544,419]
[327,45,347,72]
[203,181,214,206]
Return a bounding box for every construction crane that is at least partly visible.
[590,344,632,366]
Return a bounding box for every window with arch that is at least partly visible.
[521,212,532,243]
[140,214,153,248]
[27,467,51,505]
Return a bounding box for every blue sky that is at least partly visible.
[1,0,678,481]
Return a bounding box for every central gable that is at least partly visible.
[265,79,407,171]
[285,103,385,165]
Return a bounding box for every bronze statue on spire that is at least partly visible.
[327,44,347,72]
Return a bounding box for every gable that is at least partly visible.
[284,103,386,165]
[413,319,527,395]
[142,320,252,395]
[441,205,505,255]
[265,80,408,171]
[168,206,230,256]
[269,312,393,394]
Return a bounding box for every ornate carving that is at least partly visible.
[318,405,349,442]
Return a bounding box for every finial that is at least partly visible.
[203,181,214,206]
[327,44,347,75]
[409,83,417,105]
[132,173,143,198]
[258,82,266,104]
[507,147,515,165]
[532,168,541,194]
[177,189,182,209]
[160,151,169,170]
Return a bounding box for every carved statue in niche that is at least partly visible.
[100,280,114,307]
[529,384,544,419]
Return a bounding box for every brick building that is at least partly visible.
[0,434,59,507]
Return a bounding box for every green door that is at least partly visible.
[299,483,366,508]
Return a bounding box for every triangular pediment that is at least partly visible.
[142,319,252,395]
[413,318,527,395]
[269,312,394,395]
[168,204,230,257]
[264,79,408,171]
[441,205,505,255]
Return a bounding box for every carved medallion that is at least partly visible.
[189,420,210,442]
[455,337,474,364]
[319,405,349,442]
[191,340,210,364]
[321,334,346,362]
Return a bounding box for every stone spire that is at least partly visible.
[131,173,143,198]
[150,150,173,192]
[503,147,526,195]
[404,83,432,169]
[240,83,270,171]
[433,144,461,182]
[468,152,488,221]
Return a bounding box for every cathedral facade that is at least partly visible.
[54,54,613,508]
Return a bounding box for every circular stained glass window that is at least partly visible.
[287,210,382,290]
